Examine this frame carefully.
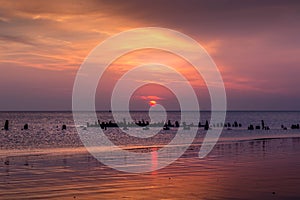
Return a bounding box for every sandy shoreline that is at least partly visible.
[1,132,300,157]
[1,137,300,199]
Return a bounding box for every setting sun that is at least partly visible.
[149,100,157,107]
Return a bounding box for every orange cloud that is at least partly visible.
[139,95,164,100]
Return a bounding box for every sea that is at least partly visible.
[0,111,300,199]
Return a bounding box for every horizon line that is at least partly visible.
[1,110,300,112]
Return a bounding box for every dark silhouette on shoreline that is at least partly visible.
[0,119,298,132]
[291,124,300,129]
[23,124,28,130]
[204,120,209,130]
[248,124,254,130]
[4,120,9,131]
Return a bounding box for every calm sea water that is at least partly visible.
[1,111,300,199]
[0,111,300,150]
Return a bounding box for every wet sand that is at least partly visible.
[1,137,300,200]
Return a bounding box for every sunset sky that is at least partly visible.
[1,0,300,111]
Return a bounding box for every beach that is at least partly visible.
[1,111,300,199]
[2,1,300,199]
[1,137,300,199]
